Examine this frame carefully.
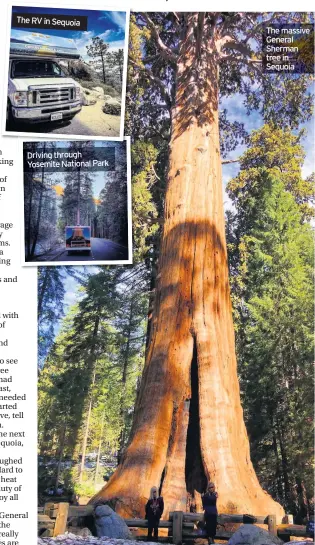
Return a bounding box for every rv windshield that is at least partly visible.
[11,60,65,79]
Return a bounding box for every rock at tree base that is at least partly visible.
[67,528,92,537]
[94,505,132,539]
[37,538,315,545]
[228,525,284,544]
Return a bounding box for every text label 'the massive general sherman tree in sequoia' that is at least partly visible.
[92,12,313,521]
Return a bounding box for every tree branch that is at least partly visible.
[220,39,253,59]
[172,12,181,24]
[220,52,263,82]
[129,58,172,108]
[152,165,161,181]
[196,13,205,61]
[221,159,240,164]
[244,13,307,48]
[220,53,262,65]
[244,13,283,42]
[142,54,160,64]
[142,13,178,64]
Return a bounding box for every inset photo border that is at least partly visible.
[3,3,130,140]
[22,137,132,266]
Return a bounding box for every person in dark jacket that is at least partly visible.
[202,482,218,544]
[145,486,164,541]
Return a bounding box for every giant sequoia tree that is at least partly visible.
[92,13,313,520]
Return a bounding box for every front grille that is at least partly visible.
[30,86,75,106]
[38,87,74,104]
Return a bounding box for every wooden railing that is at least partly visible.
[38,503,309,543]
[168,511,275,543]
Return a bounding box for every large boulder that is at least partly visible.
[228,525,284,545]
[94,504,132,539]
[102,98,121,116]
[92,86,105,96]
[66,527,92,537]
[80,87,97,105]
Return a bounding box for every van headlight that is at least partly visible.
[12,91,28,107]
[75,87,81,99]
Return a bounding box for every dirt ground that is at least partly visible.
[8,99,121,137]
[68,99,121,137]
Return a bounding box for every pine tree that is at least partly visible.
[37,266,86,368]
[107,49,124,83]
[38,266,149,495]
[60,142,95,228]
[86,37,109,84]
[96,142,128,246]
[226,128,314,519]
[24,141,58,259]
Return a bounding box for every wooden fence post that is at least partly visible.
[53,502,69,537]
[268,514,277,536]
[44,502,54,517]
[283,514,293,524]
[172,511,183,545]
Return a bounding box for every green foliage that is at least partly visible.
[125,16,147,136]
[130,13,313,155]
[24,141,58,260]
[73,480,96,498]
[38,266,86,368]
[125,16,169,272]
[131,141,159,263]
[107,49,124,83]
[66,59,96,82]
[76,78,119,97]
[59,141,95,229]
[85,38,124,91]
[96,142,128,246]
[38,266,148,498]
[228,124,315,221]
[86,37,109,84]
[227,127,314,518]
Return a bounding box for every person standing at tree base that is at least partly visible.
[145,486,164,541]
[202,482,218,544]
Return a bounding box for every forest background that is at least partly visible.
[37,12,314,524]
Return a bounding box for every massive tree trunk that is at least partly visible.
[92,15,284,522]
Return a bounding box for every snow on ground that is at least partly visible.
[38,536,315,545]
[38,536,156,545]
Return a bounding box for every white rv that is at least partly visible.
[7,30,82,126]
[66,226,91,255]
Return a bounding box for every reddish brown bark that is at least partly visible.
[91,15,284,522]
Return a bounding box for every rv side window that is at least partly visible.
[11,60,65,78]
